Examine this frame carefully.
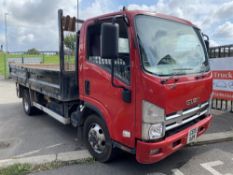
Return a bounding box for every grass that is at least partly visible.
[0,164,30,175]
[0,52,75,77]
[0,52,5,76]
[0,159,95,175]
[0,52,61,77]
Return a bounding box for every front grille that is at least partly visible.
[165,114,206,138]
[165,101,209,132]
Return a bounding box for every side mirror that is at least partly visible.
[100,23,119,59]
[202,33,209,51]
[204,40,209,51]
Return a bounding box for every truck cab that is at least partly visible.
[77,10,212,163]
[10,9,213,164]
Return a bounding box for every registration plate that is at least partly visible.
[187,128,198,144]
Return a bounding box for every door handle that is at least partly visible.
[85,80,90,95]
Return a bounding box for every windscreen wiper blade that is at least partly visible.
[173,68,193,71]
[195,63,209,79]
[160,72,180,84]
[160,68,193,84]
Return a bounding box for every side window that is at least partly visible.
[86,19,130,85]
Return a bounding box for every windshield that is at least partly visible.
[135,15,209,76]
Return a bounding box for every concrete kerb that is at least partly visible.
[193,131,233,146]
[56,150,92,162]
[0,150,92,169]
[0,131,233,168]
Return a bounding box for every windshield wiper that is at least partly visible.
[160,68,193,84]
[173,68,193,71]
[160,72,180,84]
[195,62,209,79]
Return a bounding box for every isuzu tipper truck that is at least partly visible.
[9,8,213,164]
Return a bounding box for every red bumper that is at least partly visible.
[136,115,212,164]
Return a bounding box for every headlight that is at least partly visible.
[142,101,165,140]
[149,123,164,140]
[142,100,164,123]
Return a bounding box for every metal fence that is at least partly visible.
[6,57,43,78]
[211,99,233,112]
[7,57,43,64]
[209,44,233,58]
[9,51,58,55]
[2,51,60,78]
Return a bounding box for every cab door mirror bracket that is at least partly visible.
[100,22,131,103]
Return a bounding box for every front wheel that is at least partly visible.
[84,114,116,162]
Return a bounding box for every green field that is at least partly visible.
[0,52,63,77]
[0,52,76,78]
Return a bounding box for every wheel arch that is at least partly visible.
[17,83,27,98]
[81,101,113,137]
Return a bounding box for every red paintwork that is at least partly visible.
[136,115,212,164]
[135,71,213,139]
[79,19,136,147]
[78,10,213,163]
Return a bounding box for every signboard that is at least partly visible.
[209,57,233,100]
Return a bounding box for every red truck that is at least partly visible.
[9,8,213,164]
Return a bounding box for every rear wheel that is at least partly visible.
[22,90,37,116]
[84,114,116,162]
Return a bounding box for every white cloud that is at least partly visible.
[209,39,219,47]
[213,21,233,38]
[80,0,113,19]
[214,1,233,20]
[127,0,233,46]
[0,0,232,51]
[18,33,34,43]
[0,0,114,51]
[128,0,217,28]
[201,1,233,28]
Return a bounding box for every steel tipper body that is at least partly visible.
[9,9,213,164]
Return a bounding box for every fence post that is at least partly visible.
[42,52,45,63]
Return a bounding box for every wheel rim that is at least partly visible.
[24,99,29,112]
[88,123,106,154]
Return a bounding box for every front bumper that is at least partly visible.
[136,115,212,164]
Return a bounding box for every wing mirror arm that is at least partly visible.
[202,33,209,51]
[100,22,131,103]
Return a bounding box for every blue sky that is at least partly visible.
[0,0,233,51]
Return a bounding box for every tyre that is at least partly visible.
[22,90,37,116]
[84,114,116,162]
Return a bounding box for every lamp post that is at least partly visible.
[4,13,8,53]
[77,0,79,30]
[77,0,79,19]
[4,13,8,79]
